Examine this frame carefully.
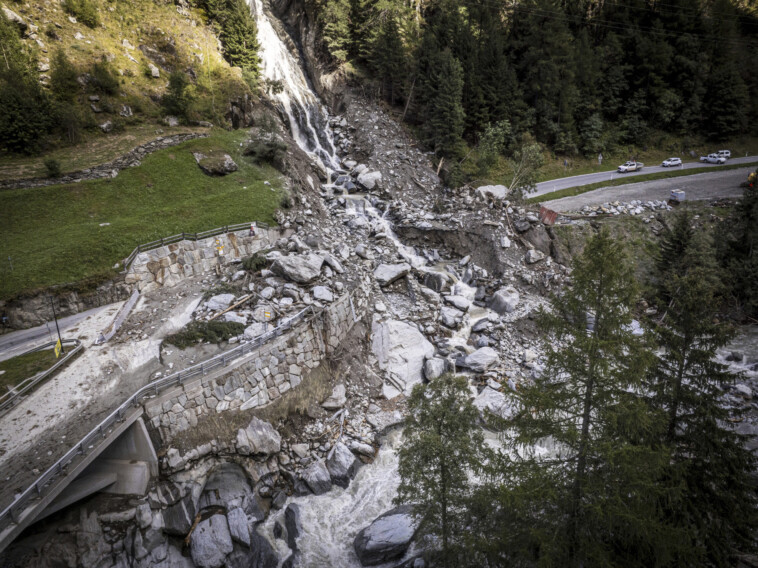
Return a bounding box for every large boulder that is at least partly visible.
[205,293,236,311]
[190,514,234,568]
[444,295,471,311]
[371,319,435,395]
[462,347,499,373]
[326,442,359,488]
[271,254,324,284]
[474,386,513,420]
[488,287,520,315]
[525,249,546,264]
[322,383,347,410]
[284,503,301,551]
[523,224,552,255]
[440,306,464,329]
[301,460,332,495]
[193,152,238,176]
[198,464,263,521]
[244,322,266,340]
[476,185,507,200]
[235,417,281,456]
[1,6,27,31]
[357,170,382,191]
[163,495,196,536]
[353,505,417,566]
[424,357,447,380]
[423,271,451,293]
[374,263,411,287]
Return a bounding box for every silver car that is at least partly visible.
[661,157,682,167]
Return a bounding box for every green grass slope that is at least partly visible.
[1,129,283,299]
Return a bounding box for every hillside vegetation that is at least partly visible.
[0,129,283,299]
[310,0,758,185]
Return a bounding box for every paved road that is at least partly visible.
[0,305,113,363]
[544,167,750,212]
[534,155,758,197]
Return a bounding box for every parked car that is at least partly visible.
[617,161,644,173]
[661,157,682,167]
[700,153,726,164]
[717,150,731,159]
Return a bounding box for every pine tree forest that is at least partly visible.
[309,0,758,160]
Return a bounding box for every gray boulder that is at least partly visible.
[236,417,281,456]
[524,225,552,255]
[322,383,347,410]
[371,320,435,395]
[353,505,417,566]
[423,271,450,293]
[463,347,499,373]
[374,263,411,286]
[302,460,332,495]
[444,295,471,311]
[205,293,236,311]
[1,6,27,31]
[489,286,520,315]
[190,514,234,568]
[227,508,251,547]
[476,184,507,200]
[320,252,345,274]
[525,249,546,264]
[244,322,266,340]
[326,442,359,488]
[271,254,324,284]
[148,63,161,78]
[198,464,264,521]
[312,285,333,302]
[193,152,238,176]
[424,357,446,380]
[357,170,382,191]
[474,386,513,420]
[163,494,196,536]
[440,306,464,329]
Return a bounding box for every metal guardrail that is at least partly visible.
[121,221,271,274]
[0,339,82,416]
[0,302,317,533]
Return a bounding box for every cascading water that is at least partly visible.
[248,0,339,169]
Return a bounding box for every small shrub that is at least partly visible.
[244,134,287,168]
[279,192,292,209]
[202,283,240,300]
[50,50,79,102]
[162,71,192,120]
[241,252,268,272]
[164,320,246,349]
[44,159,62,178]
[63,0,100,28]
[90,60,119,95]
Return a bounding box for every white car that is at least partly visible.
[700,153,726,164]
[717,150,731,159]
[617,161,644,173]
[661,157,682,167]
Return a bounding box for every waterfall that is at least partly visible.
[248,0,339,169]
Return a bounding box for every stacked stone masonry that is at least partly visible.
[143,285,367,443]
[125,229,278,292]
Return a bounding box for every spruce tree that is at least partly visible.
[395,374,491,567]
[477,229,682,566]
[370,15,406,105]
[650,225,758,565]
[420,47,464,158]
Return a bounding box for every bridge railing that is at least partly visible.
[0,302,316,532]
[121,221,270,274]
[0,339,82,416]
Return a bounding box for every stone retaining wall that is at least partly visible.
[143,284,368,443]
[125,228,280,293]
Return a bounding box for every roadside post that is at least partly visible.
[49,296,64,355]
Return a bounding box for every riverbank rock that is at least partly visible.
[198,464,264,521]
[284,504,301,551]
[353,505,417,566]
[326,442,359,488]
[372,319,434,395]
[462,347,499,373]
[488,286,520,314]
[302,460,332,495]
[374,263,411,286]
[424,357,446,380]
[271,253,324,284]
[190,514,234,568]
[476,185,507,200]
[474,386,513,420]
[357,170,382,191]
[235,417,281,456]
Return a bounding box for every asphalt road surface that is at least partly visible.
[543,167,750,212]
[534,155,758,197]
[0,305,112,362]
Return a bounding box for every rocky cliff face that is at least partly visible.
[267,0,348,109]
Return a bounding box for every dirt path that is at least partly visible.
[544,167,750,212]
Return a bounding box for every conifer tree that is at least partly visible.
[420,47,464,158]
[475,229,682,566]
[650,222,758,565]
[370,15,406,104]
[395,374,491,567]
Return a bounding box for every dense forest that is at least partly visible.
[310,0,758,160]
